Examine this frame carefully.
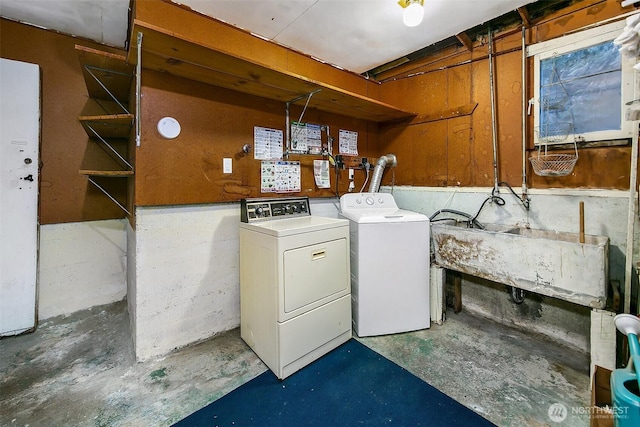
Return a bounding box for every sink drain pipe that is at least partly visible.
[521,26,530,206]
[510,286,526,304]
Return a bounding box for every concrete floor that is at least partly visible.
[1,300,591,427]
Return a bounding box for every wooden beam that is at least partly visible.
[517,6,531,27]
[456,32,474,51]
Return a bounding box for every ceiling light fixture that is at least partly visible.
[399,0,424,27]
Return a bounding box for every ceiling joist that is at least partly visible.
[455,32,474,51]
[517,6,531,27]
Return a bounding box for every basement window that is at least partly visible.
[527,20,635,146]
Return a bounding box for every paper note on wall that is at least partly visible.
[306,123,322,154]
[261,161,301,193]
[290,121,308,153]
[338,129,358,155]
[313,160,331,189]
[290,122,322,154]
[254,126,283,160]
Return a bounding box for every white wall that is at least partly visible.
[38,190,631,357]
[131,204,242,360]
[129,199,341,360]
[126,219,137,348]
[38,219,127,320]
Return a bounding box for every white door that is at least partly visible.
[1,58,40,336]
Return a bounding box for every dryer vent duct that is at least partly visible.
[368,154,397,192]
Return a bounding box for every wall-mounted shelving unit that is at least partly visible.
[75,45,134,216]
[126,20,415,123]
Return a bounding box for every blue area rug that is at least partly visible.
[174,339,495,426]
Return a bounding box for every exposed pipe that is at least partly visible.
[488,28,500,195]
[368,154,397,192]
[521,26,530,206]
[510,286,526,304]
[624,123,638,313]
[429,209,484,229]
[135,31,142,147]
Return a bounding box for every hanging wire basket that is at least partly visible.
[529,136,579,177]
[533,122,573,143]
[539,94,568,111]
[530,59,578,177]
[529,153,578,176]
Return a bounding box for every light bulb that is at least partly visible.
[403,1,424,27]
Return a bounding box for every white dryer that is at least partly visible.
[340,192,430,337]
[239,197,351,379]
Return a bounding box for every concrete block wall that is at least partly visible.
[130,204,241,360]
[128,199,341,360]
[38,219,127,320]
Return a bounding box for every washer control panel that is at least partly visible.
[241,196,311,223]
[339,192,399,213]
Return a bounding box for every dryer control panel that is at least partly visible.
[241,196,311,223]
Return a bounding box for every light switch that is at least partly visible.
[223,158,232,174]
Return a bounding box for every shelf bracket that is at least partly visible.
[87,177,131,216]
[285,89,321,156]
[83,65,131,115]
[84,123,134,170]
[136,31,143,147]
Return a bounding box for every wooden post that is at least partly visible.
[579,201,585,244]
[453,273,462,314]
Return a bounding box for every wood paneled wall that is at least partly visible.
[136,70,379,206]
[375,0,633,190]
[1,19,128,224]
[3,0,635,225]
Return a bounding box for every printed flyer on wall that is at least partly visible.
[261,161,301,193]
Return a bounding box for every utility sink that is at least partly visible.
[431,223,609,308]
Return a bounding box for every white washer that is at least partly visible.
[340,192,430,337]
[239,197,351,379]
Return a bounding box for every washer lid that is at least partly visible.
[340,209,428,224]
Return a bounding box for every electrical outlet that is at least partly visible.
[223,158,232,174]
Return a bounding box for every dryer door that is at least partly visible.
[283,237,349,314]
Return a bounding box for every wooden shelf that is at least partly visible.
[76,45,135,217]
[127,21,415,122]
[79,114,134,139]
[76,45,134,104]
[80,170,134,177]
